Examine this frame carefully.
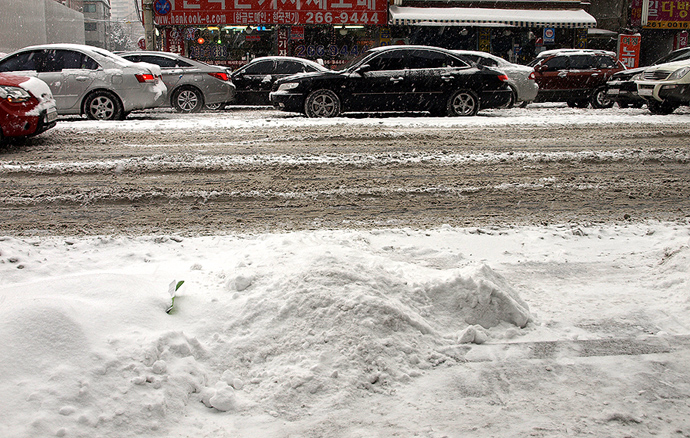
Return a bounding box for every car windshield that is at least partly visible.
[336,49,375,72]
[654,49,690,65]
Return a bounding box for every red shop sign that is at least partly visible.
[152,0,387,26]
[618,34,641,68]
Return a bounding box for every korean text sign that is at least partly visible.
[152,0,387,26]
[631,0,690,29]
[618,34,641,68]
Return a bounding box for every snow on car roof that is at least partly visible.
[536,48,617,58]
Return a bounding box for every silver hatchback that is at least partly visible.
[119,51,236,112]
[0,44,167,120]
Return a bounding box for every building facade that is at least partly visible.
[83,0,112,48]
[110,0,145,49]
[143,0,688,67]
[0,0,85,54]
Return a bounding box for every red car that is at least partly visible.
[530,49,626,108]
[1,73,58,142]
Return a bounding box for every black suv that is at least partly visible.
[269,45,512,117]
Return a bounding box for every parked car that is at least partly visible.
[230,56,330,106]
[119,51,235,112]
[452,50,538,107]
[270,45,512,117]
[0,44,167,120]
[636,59,690,114]
[530,49,625,108]
[606,47,690,108]
[0,73,57,142]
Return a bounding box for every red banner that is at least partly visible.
[152,0,387,26]
[618,34,641,68]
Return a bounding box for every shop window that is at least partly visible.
[83,4,97,12]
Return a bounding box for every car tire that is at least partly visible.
[304,89,341,118]
[590,87,614,109]
[205,102,225,111]
[447,90,479,116]
[505,87,517,108]
[567,100,589,109]
[173,87,204,113]
[84,90,124,120]
[648,100,678,115]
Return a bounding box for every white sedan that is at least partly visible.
[452,50,538,107]
[0,44,167,120]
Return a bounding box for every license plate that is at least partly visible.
[45,108,58,122]
[638,88,653,96]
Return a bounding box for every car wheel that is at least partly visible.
[84,90,123,120]
[173,87,204,113]
[205,102,225,111]
[590,87,614,109]
[447,90,479,116]
[505,87,517,108]
[304,89,341,118]
[648,100,678,115]
[567,100,589,109]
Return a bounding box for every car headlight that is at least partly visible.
[277,82,300,91]
[0,85,32,103]
[631,73,643,81]
[668,67,690,81]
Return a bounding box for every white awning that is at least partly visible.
[388,6,598,29]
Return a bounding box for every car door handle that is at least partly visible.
[75,76,89,81]
[591,73,600,77]
[441,75,453,82]
[558,72,567,77]
[390,77,404,83]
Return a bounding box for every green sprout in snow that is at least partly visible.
[166,280,184,314]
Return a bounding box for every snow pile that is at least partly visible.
[0,231,531,437]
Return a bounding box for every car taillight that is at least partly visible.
[497,74,509,82]
[208,72,229,81]
[135,73,156,83]
[528,71,536,80]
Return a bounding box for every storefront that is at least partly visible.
[145,0,597,68]
[630,0,690,65]
[387,5,596,64]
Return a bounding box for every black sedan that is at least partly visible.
[231,56,329,105]
[269,45,512,117]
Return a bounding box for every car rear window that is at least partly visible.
[0,51,39,72]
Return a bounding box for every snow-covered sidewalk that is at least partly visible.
[2,221,689,437]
